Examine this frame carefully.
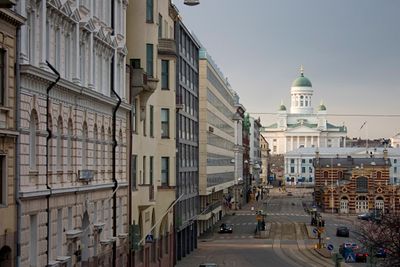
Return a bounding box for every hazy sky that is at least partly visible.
[173,0,400,139]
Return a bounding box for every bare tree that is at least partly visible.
[354,213,400,266]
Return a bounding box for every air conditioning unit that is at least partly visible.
[78,170,94,181]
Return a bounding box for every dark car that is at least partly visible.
[287,192,293,196]
[218,223,233,233]
[354,249,368,263]
[357,213,372,220]
[376,247,387,258]
[336,226,350,237]
[199,264,218,267]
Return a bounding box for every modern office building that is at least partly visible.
[0,5,24,267]
[197,45,237,235]
[126,0,177,266]
[262,67,347,155]
[174,18,200,262]
[17,0,129,266]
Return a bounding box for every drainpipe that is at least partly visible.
[45,61,60,266]
[110,1,121,266]
[15,22,21,267]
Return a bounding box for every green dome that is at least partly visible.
[318,104,326,111]
[279,104,287,111]
[292,73,312,87]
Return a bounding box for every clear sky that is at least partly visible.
[173,0,400,139]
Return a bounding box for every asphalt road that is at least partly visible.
[176,188,346,267]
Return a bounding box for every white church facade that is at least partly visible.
[262,67,347,155]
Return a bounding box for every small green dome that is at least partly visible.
[292,73,312,87]
[318,104,326,111]
[279,104,287,111]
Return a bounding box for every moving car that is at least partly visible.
[357,213,372,220]
[336,226,350,237]
[354,249,368,262]
[218,223,233,233]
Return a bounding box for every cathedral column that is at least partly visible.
[317,136,320,147]
[311,136,314,147]
[297,136,300,149]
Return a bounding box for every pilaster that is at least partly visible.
[39,0,47,69]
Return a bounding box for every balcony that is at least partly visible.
[158,38,177,57]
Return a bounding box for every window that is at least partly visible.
[301,167,306,173]
[146,44,154,77]
[93,124,98,171]
[161,157,169,186]
[82,122,88,168]
[146,0,154,22]
[67,120,73,170]
[161,60,169,89]
[394,159,398,164]
[132,99,137,133]
[56,117,63,171]
[356,176,368,193]
[131,155,137,191]
[149,105,154,137]
[29,112,38,170]
[290,166,295,173]
[290,159,295,164]
[301,159,306,164]
[143,156,146,184]
[150,156,154,185]
[394,167,397,173]
[158,14,162,38]
[0,49,6,106]
[161,108,169,138]
[0,155,6,205]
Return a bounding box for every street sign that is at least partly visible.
[345,254,355,263]
[312,228,318,234]
[327,244,334,251]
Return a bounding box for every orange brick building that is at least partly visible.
[314,151,400,214]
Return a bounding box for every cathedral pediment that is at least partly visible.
[286,125,320,133]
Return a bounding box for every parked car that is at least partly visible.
[287,192,293,196]
[218,223,233,233]
[357,213,372,220]
[354,249,368,262]
[336,226,350,237]
[199,264,218,267]
[375,247,387,258]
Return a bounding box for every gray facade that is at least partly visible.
[174,19,200,262]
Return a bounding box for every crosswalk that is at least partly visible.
[218,235,254,239]
[237,213,309,217]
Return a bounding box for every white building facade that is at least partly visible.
[262,67,347,155]
[17,1,129,266]
[249,117,262,184]
[285,147,400,185]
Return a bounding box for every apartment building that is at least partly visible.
[260,135,270,185]
[197,46,237,235]
[17,1,129,266]
[126,0,177,266]
[174,18,200,261]
[0,5,24,267]
[249,117,262,185]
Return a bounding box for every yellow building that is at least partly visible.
[126,0,178,266]
[0,5,24,267]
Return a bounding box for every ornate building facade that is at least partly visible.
[17,0,129,266]
[0,5,24,267]
[314,153,400,214]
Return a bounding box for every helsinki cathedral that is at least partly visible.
[262,66,347,155]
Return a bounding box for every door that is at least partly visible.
[355,196,368,213]
[340,198,349,214]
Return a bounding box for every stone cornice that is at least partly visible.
[0,9,25,26]
[20,64,130,112]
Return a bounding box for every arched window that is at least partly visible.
[119,129,123,173]
[67,119,73,170]
[29,110,38,170]
[93,124,98,172]
[47,115,53,170]
[82,122,88,168]
[101,126,105,170]
[300,95,304,107]
[56,117,63,171]
[356,176,368,193]
[376,171,382,179]
[337,171,343,179]
[323,171,329,179]
[108,128,112,170]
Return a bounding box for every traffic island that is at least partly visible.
[254,223,271,239]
